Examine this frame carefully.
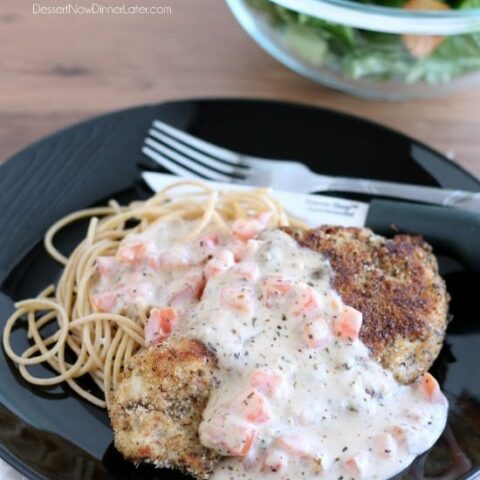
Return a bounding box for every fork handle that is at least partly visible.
[313,176,480,213]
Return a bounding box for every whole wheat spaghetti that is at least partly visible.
[2,180,301,408]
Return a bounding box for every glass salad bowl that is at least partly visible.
[225,0,480,100]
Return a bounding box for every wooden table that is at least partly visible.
[1,0,479,178]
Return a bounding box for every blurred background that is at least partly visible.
[1,0,479,176]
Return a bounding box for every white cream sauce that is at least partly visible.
[92,219,448,480]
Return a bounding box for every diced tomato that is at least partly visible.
[345,452,368,477]
[231,219,263,242]
[232,261,260,282]
[232,388,271,425]
[198,233,219,250]
[404,407,422,422]
[147,255,161,270]
[144,307,177,345]
[274,436,323,472]
[169,286,194,310]
[205,249,235,279]
[186,271,207,299]
[302,318,331,348]
[232,427,256,457]
[90,291,116,312]
[262,449,288,473]
[276,435,311,458]
[334,305,363,340]
[200,414,257,458]
[117,242,145,264]
[95,256,119,278]
[221,285,255,315]
[418,372,446,404]
[231,211,271,243]
[168,272,206,314]
[231,211,273,242]
[388,425,425,455]
[290,282,321,318]
[262,274,293,307]
[373,433,396,458]
[232,239,259,262]
[388,425,407,444]
[250,370,283,396]
[160,247,191,269]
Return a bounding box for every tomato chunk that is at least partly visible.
[231,212,272,242]
[221,285,255,315]
[232,388,271,425]
[232,261,260,282]
[290,282,321,317]
[373,433,397,458]
[117,242,145,264]
[262,274,292,307]
[186,271,206,296]
[144,307,177,345]
[95,256,119,278]
[90,291,116,312]
[334,305,363,340]
[200,414,257,457]
[418,372,446,404]
[159,247,191,270]
[250,370,283,396]
[232,239,259,261]
[388,425,426,455]
[345,452,368,477]
[205,249,234,279]
[276,435,311,458]
[231,426,256,457]
[198,233,219,250]
[231,219,263,242]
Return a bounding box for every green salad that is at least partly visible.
[248,0,480,84]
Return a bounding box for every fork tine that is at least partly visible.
[142,146,203,180]
[148,128,247,176]
[144,138,234,182]
[152,120,244,167]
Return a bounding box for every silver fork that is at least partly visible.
[142,120,480,213]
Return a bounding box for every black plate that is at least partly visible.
[0,99,479,480]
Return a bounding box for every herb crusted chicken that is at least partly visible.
[109,227,449,479]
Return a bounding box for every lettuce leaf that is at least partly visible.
[412,33,480,83]
[284,24,329,67]
[296,15,357,52]
[459,0,480,8]
[248,0,480,84]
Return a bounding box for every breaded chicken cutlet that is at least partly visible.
[109,337,220,479]
[287,226,449,384]
[109,227,449,479]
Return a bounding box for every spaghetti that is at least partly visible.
[2,180,299,408]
